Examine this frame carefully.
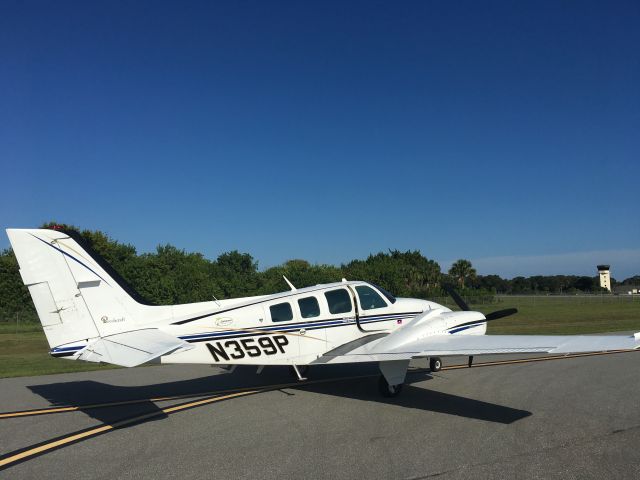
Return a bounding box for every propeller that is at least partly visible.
[442,284,518,322]
[442,284,470,311]
[484,308,518,321]
[442,284,518,368]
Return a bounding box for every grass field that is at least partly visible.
[481,296,640,334]
[1,296,639,378]
[0,324,116,379]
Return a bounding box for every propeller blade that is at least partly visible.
[442,284,470,311]
[484,308,518,321]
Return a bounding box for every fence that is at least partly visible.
[0,310,40,333]
[1,294,638,330]
[430,294,640,308]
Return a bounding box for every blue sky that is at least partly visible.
[1,1,638,279]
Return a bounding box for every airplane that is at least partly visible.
[6,227,640,397]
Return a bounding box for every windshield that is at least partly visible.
[369,283,396,304]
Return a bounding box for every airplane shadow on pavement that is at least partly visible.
[26,364,531,428]
[296,371,532,424]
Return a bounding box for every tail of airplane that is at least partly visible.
[7,228,155,351]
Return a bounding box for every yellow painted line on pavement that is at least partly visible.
[0,372,380,420]
[0,390,258,470]
[2,349,637,420]
[0,389,256,419]
[1,349,638,470]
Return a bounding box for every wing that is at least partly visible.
[315,331,640,364]
[77,329,194,367]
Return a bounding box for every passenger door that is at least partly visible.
[294,295,328,361]
[264,300,300,362]
[322,287,358,349]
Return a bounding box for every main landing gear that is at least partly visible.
[378,359,410,397]
[378,375,403,397]
[429,356,442,372]
[377,357,444,398]
[290,364,309,381]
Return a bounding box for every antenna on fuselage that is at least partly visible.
[212,294,221,307]
[283,275,297,291]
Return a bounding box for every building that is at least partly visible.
[597,265,611,291]
[613,285,640,295]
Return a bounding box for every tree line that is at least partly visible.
[0,224,636,322]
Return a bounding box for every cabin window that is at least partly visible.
[298,296,320,318]
[270,302,293,322]
[324,289,352,315]
[355,285,388,310]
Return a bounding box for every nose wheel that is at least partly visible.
[430,356,442,372]
[378,375,403,397]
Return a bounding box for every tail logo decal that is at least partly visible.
[101,316,126,324]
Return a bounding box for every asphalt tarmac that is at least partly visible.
[1,351,639,479]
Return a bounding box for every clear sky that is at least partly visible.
[1,1,638,279]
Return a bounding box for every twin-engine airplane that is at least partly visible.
[7,228,640,397]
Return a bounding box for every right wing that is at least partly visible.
[315,332,640,364]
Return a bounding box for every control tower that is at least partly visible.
[597,265,611,292]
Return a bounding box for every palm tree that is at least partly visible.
[448,259,477,288]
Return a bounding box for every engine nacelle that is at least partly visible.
[373,309,487,352]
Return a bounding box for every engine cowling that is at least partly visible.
[373,309,487,352]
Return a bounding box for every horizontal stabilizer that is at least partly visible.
[77,329,194,367]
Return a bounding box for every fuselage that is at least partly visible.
[154,281,483,366]
[47,279,489,365]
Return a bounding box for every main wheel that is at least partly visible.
[430,357,442,372]
[378,375,403,397]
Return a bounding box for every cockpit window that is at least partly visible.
[270,302,293,322]
[324,289,352,315]
[356,285,388,310]
[298,296,320,318]
[369,283,396,304]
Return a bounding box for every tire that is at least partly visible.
[378,375,403,397]
[430,357,442,372]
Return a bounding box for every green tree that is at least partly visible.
[342,250,441,298]
[215,250,259,298]
[448,259,476,288]
[259,260,342,294]
[0,248,36,321]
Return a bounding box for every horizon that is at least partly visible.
[4,225,638,281]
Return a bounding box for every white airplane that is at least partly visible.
[7,228,640,397]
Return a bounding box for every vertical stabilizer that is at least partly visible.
[6,228,149,349]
